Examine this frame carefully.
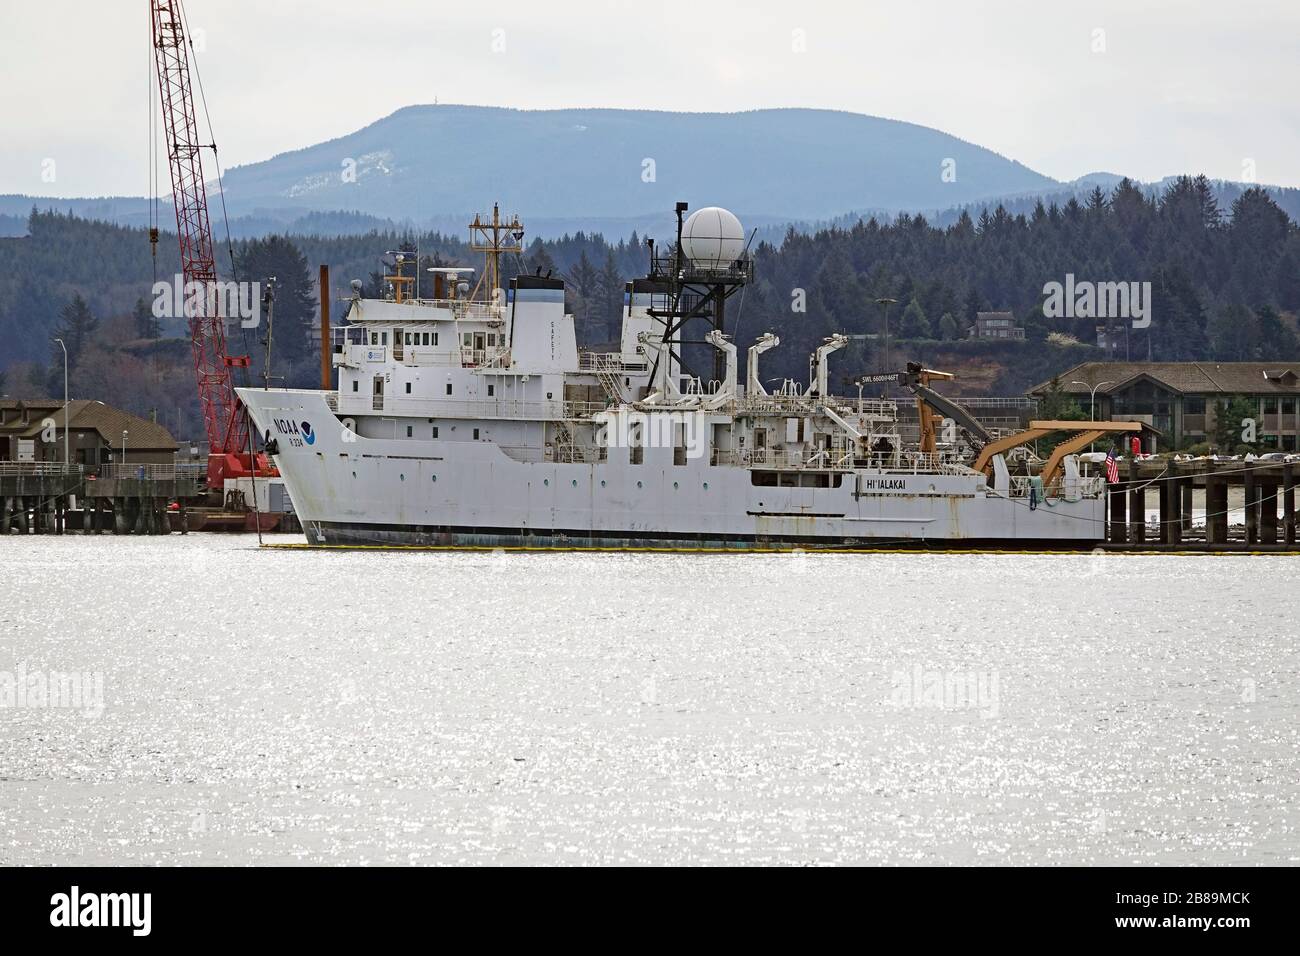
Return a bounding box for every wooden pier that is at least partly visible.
[0,462,206,535]
[1104,458,1298,551]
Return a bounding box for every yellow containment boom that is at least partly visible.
[971,420,1145,488]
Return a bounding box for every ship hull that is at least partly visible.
[239,388,1108,550]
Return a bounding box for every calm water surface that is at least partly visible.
[1,535,1296,865]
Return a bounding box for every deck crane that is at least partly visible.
[859,362,992,456]
[149,0,269,489]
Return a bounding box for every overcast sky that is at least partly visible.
[3,0,1297,197]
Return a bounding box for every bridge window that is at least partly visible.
[446,383,453,395]
[405,382,412,394]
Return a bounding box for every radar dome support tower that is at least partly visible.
[646,202,753,389]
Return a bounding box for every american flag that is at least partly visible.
[1105,446,1120,484]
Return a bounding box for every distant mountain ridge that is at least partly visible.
[4,105,1298,240]
[215,105,1058,219]
[3,105,1057,233]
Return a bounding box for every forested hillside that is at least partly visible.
[2,175,1296,441]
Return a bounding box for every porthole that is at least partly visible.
[572,479,578,487]
[703,482,709,490]
[636,480,643,489]
[600,480,606,488]
[544,479,549,487]
[673,481,679,489]
[400,474,405,482]
[432,475,437,482]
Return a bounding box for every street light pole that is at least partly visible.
[53,337,68,466]
[1072,379,1114,452]
[122,429,128,469]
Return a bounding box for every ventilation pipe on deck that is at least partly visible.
[705,329,738,403]
[746,332,780,397]
[809,334,848,398]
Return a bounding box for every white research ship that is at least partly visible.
[239,203,1130,550]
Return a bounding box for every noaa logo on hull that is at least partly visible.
[271,417,314,449]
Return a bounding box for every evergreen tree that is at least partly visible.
[52,293,99,369]
[597,251,624,344]
[938,312,960,341]
[1255,305,1298,358]
[236,235,316,381]
[526,241,557,277]
[1207,303,1260,360]
[898,296,931,338]
[133,296,161,339]
[1212,396,1260,451]
[1038,377,1084,421]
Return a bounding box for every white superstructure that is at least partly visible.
[239,206,1110,550]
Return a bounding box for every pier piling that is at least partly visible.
[1285,464,1296,546]
[1128,459,1145,543]
[1244,470,1259,545]
[1108,482,1127,543]
[1206,477,1229,545]
[1261,481,1279,544]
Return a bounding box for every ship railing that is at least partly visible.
[324,392,339,412]
[743,447,855,470]
[98,463,204,481]
[448,300,506,323]
[1041,475,1108,500]
[548,442,593,464]
[0,461,84,477]
[460,347,512,368]
[564,400,607,419]
[578,352,649,373]
[739,394,899,420]
[846,398,900,419]
[401,298,504,322]
[887,452,955,473]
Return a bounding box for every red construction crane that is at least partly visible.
[150,0,267,488]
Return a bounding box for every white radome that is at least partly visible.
[681,207,745,270]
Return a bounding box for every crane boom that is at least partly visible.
[150,0,249,486]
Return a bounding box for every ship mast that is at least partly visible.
[468,203,524,304]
